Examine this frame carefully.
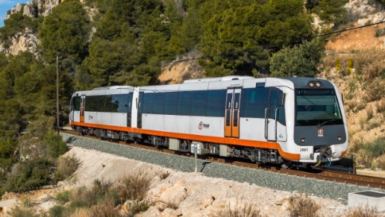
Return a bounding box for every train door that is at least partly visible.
[265,88,285,141]
[137,92,144,128]
[224,88,242,138]
[80,95,85,123]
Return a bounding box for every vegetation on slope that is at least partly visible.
[322,48,385,168]
[1,0,380,190]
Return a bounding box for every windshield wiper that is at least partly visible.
[318,119,337,128]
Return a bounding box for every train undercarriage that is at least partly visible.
[75,126,285,165]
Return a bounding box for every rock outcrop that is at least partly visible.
[0,29,40,56]
[6,0,64,20]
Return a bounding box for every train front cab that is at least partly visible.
[283,78,348,166]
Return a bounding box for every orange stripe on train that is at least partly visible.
[70,121,300,161]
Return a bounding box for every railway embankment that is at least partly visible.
[60,133,383,204]
[1,133,383,216]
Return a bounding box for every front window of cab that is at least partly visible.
[295,89,343,126]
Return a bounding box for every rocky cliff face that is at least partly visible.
[6,0,84,19]
[1,0,84,57]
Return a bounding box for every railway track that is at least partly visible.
[62,129,385,190]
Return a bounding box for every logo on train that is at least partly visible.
[198,121,210,130]
[318,128,324,137]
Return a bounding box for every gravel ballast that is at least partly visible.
[61,133,382,203]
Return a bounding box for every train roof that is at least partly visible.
[285,77,334,89]
[183,76,255,83]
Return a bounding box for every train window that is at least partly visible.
[192,92,207,116]
[178,91,192,116]
[85,96,93,111]
[154,93,165,114]
[207,90,226,117]
[72,97,81,111]
[269,89,280,119]
[240,88,269,118]
[278,105,286,125]
[165,92,178,115]
[295,89,343,126]
[85,96,100,112]
[104,95,114,112]
[98,96,107,112]
[143,93,155,114]
[111,94,129,113]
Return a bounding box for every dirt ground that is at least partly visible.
[326,24,385,52]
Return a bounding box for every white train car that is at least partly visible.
[69,76,348,166]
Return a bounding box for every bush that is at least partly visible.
[114,172,152,203]
[362,138,385,159]
[8,206,38,217]
[49,205,66,217]
[18,116,67,160]
[287,194,320,217]
[2,159,54,193]
[69,180,118,209]
[375,28,385,37]
[44,132,68,159]
[0,138,17,171]
[364,79,385,102]
[90,198,120,217]
[344,205,379,217]
[270,40,323,78]
[55,190,71,204]
[213,200,260,217]
[54,155,79,182]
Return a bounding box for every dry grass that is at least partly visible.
[287,194,320,217]
[125,200,151,216]
[90,197,120,217]
[157,171,170,180]
[364,79,385,103]
[376,99,385,115]
[376,155,385,170]
[55,155,80,182]
[344,205,379,217]
[8,206,38,217]
[213,200,260,217]
[156,200,180,212]
[357,111,368,130]
[114,172,152,203]
[69,208,92,217]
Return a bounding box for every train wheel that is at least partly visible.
[281,161,291,169]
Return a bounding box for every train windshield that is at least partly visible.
[295,89,343,126]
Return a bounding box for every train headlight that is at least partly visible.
[308,82,315,88]
[301,138,305,143]
[315,81,321,87]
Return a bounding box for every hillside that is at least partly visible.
[0,0,385,204]
[319,20,385,168]
[0,146,354,216]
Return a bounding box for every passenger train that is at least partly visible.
[69,76,348,167]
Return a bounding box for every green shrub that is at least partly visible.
[8,204,38,217]
[363,138,385,159]
[44,132,68,159]
[49,205,66,217]
[2,159,54,193]
[0,139,17,171]
[270,40,323,78]
[375,28,385,37]
[55,190,71,204]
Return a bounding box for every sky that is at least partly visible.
[0,0,30,27]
